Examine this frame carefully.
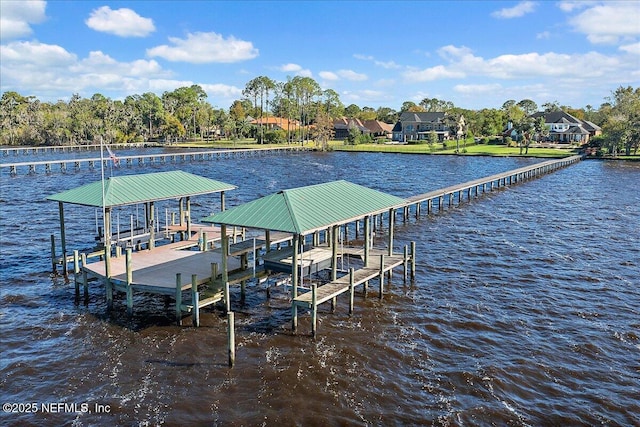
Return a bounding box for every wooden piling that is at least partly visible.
[126,248,133,316]
[348,267,355,315]
[191,274,199,327]
[379,254,385,299]
[311,283,318,338]
[228,311,235,367]
[176,273,183,326]
[73,250,80,301]
[411,241,416,279]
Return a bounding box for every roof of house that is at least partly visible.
[202,180,406,235]
[333,118,370,132]
[531,111,602,133]
[397,112,447,123]
[47,171,236,208]
[251,116,300,127]
[363,120,393,134]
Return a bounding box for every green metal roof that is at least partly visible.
[47,170,236,208]
[202,180,406,235]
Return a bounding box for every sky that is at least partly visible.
[1,0,639,111]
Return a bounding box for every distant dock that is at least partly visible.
[1,145,309,175]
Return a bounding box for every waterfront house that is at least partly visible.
[530,111,601,144]
[363,120,393,140]
[333,118,371,140]
[391,112,449,143]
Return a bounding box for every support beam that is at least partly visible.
[126,248,133,316]
[191,274,199,327]
[58,201,67,276]
[175,273,182,326]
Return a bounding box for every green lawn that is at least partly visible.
[331,141,580,158]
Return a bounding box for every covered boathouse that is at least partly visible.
[202,180,416,337]
[46,170,239,319]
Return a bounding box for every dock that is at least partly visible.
[44,154,584,366]
[1,146,308,175]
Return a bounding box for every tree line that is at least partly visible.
[0,77,637,155]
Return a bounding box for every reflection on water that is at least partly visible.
[1,152,638,425]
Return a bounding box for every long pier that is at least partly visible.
[399,155,582,219]
[0,142,150,156]
[0,146,308,175]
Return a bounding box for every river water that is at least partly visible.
[0,150,638,426]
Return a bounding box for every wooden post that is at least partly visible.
[388,208,394,256]
[311,283,318,338]
[228,311,235,367]
[211,263,218,285]
[428,198,433,214]
[126,248,133,316]
[291,234,300,332]
[364,215,371,267]
[81,253,88,304]
[105,244,113,311]
[348,267,355,315]
[176,273,182,326]
[403,245,408,282]
[331,225,338,282]
[411,241,416,280]
[221,224,229,312]
[50,234,57,274]
[191,274,199,327]
[379,254,385,299]
[148,202,155,249]
[186,197,192,238]
[265,229,271,253]
[73,250,80,301]
[58,202,67,277]
[220,191,226,212]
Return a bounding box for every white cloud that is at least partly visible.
[0,0,46,40]
[147,32,258,63]
[337,69,367,81]
[0,40,76,67]
[453,83,503,94]
[85,6,155,37]
[557,1,596,13]
[402,44,635,90]
[279,63,302,72]
[536,31,551,40]
[354,53,401,69]
[567,2,640,44]
[0,41,171,97]
[319,71,339,81]
[491,1,537,19]
[403,65,466,82]
[620,42,640,55]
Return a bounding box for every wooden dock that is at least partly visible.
[400,155,583,218]
[292,245,415,337]
[1,146,308,175]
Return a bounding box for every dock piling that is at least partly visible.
[228,311,235,367]
[191,274,199,327]
[175,273,183,326]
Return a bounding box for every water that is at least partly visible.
[1,151,638,426]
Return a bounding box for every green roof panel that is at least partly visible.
[47,170,236,208]
[203,180,406,235]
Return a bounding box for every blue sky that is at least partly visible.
[1,1,639,111]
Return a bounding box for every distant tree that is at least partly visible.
[313,110,333,150]
[344,104,361,118]
[517,99,538,116]
[602,86,640,156]
[534,116,549,144]
[400,101,424,112]
[376,106,398,124]
[420,97,454,112]
[542,101,561,112]
[514,116,535,154]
